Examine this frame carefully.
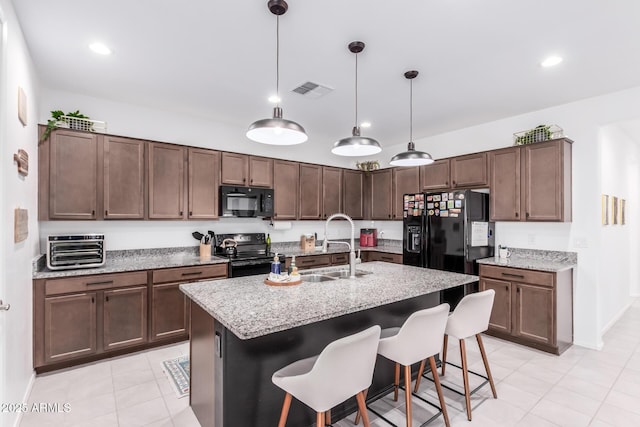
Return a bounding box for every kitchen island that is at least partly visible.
[180,261,478,427]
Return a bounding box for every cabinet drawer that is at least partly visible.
[296,255,332,269]
[152,264,227,284]
[368,252,402,264]
[479,265,554,287]
[45,271,148,296]
[331,253,349,265]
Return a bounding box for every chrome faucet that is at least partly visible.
[322,213,359,278]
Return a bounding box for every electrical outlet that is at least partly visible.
[573,237,588,248]
[528,234,536,244]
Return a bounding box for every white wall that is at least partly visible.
[0,0,40,425]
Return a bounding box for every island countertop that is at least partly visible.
[180,261,478,340]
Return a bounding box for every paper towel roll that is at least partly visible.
[270,221,292,230]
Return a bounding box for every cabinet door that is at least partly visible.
[295,255,332,270]
[523,141,566,221]
[420,159,450,191]
[370,169,393,220]
[151,283,189,341]
[221,152,249,186]
[322,167,343,219]
[103,286,148,351]
[392,167,420,219]
[451,152,488,188]
[513,283,554,345]
[367,252,402,264]
[343,170,364,219]
[273,160,299,219]
[49,130,98,219]
[103,136,145,219]
[148,143,185,219]
[188,148,220,219]
[299,164,323,220]
[479,277,512,334]
[489,147,521,221]
[249,156,273,187]
[44,292,97,363]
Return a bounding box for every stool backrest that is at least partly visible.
[446,289,495,339]
[381,303,450,366]
[304,325,381,409]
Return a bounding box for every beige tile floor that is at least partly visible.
[20,299,640,426]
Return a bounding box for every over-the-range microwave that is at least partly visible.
[219,186,274,218]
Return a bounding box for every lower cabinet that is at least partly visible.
[362,251,403,264]
[103,286,148,351]
[479,264,573,355]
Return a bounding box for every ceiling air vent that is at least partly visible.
[292,81,333,98]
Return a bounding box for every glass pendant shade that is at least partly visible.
[389,141,434,166]
[332,126,382,156]
[247,107,308,145]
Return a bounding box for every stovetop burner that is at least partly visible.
[213,233,285,263]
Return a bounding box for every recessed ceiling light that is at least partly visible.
[268,95,281,104]
[541,55,562,67]
[360,121,371,128]
[89,43,112,55]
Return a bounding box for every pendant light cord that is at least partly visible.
[275,15,280,106]
[354,52,358,127]
[409,78,413,142]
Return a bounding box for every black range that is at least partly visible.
[214,233,286,278]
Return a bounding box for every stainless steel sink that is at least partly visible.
[324,270,373,279]
[301,274,337,283]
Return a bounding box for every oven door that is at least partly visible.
[229,260,272,278]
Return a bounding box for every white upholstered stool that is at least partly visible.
[271,325,381,427]
[365,304,451,427]
[439,289,497,421]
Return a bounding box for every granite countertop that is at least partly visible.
[33,247,229,279]
[271,239,402,258]
[477,248,577,272]
[180,261,477,340]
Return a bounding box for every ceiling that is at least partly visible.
[13,0,640,150]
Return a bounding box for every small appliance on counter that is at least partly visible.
[213,233,286,277]
[46,234,106,270]
[360,228,378,247]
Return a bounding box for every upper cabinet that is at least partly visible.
[420,159,450,191]
[221,152,273,187]
[450,152,488,188]
[322,167,342,219]
[490,138,572,222]
[392,167,421,219]
[369,169,393,220]
[188,148,220,219]
[299,164,323,220]
[148,143,186,219]
[103,136,145,219]
[273,160,299,220]
[343,170,364,220]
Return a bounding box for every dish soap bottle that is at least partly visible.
[288,255,296,275]
[266,233,271,253]
[271,253,281,275]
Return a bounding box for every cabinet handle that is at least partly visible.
[505,285,509,290]
[92,210,95,216]
[515,212,519,217]
[105,296,110,302]
[87,280,114,286]
[105,210,108,216]
[517,287,520,293]
[243,178,246,183]
[501,273,524,279]
[91,297,95,303]
[182,271,203,277]
[250,179,253,184]
[180,211,184,216]
[526,212,530,218]
[388,214,391,218]
[452,180,456,186]
[382,256,393,261]
[189,211,193,216]
[445,181,448,186]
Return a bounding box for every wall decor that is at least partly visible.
[14,208,28,243]
[620,198,626,225]
[13,149,29,176]
[601,194,609,225]
[611,196,619,225]
[18,86,27,126]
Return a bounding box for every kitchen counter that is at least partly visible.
[271,238,402,258]
[32,246,228,279]
[476,248,577,272]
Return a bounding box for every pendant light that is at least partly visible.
[332,41,382,156]
[389,70,434,166]
[247,0,307,145]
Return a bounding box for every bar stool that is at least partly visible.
[271,325,381,427]
[439,289,497,421]
[366,304,451,427]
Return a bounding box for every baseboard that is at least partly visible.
[12,371,36,427]
[601,299,636,336]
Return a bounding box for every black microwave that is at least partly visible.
[220,186,274,218]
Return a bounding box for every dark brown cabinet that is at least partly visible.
[299,164,323,220]
[322,167,343,219]
[420,159,450,191]
[489,147,521,221]
[479,264,573,354]
[45,130,98,220]
[392,167,420,219]
[150,283,189,341]
[103,286,148,351]
[490,139,572,222]
[188,148,220,219]
[221,153,273,187]
[450,152,488,188]
[273,160,299,220]
[369,169,393,220]
[343,170,364,219]
[362,252,403,264]
[103,136,146,219]
[148,142,186,219]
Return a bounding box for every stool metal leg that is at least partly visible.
[356,390,371,427]
[441,335,448,376]
[326,409,331,425]
[476,334,497,398]
[428,356,450,427]
[394,363,400,401]
[459,339,472,421]
[404,364,413,427]
[278,393,292,427]
[414,359,426,393]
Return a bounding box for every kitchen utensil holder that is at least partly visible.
[199,243,212,259]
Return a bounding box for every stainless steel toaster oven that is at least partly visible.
[46,234,106,270]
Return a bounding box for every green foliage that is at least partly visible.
[40,109,91,142]
[514,125,552,145]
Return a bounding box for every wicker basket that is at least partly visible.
[513,124,563,145]
[59,116,107,133]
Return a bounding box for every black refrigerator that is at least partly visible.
[403,189,494,305]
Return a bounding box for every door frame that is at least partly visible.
[0,8,9,422]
